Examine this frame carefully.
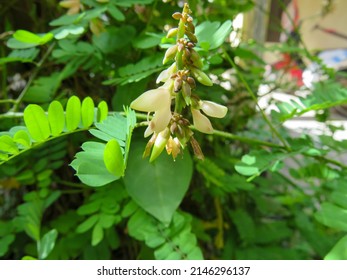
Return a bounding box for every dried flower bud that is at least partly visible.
[170,122,178,134]
[143,133,157,158]
[59,0,82,15]
[174,77,183,92]
[190,136,204,160]
[187,77,196,88]
[166,137,181,160]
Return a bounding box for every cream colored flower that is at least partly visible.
[156,63,177,84]
[59,0,82,15]
[199,100,227,118]
[191,108,213,134]
[130,87,172,137]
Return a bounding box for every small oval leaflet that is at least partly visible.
[104,139,124,177]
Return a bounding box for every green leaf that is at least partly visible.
[325,235,347,260]
[132,32,163,49]
[103,54,164,86]
[13,30,53,44]
[38,229,58,260]
[124,143,193,224]
[104,139,124,177]
[13,130,31,148]
[195,21,232,50]
[107,5,125,21]
[76,215,99,233]
[315,202,347,231]
[65,96,81,131]
[0,135,19,154]
[0,235,15,257]
[24,105,51,141]
[75,161,119,187]
[271,81,347,123]
[234,165,259,176]
[81,97,95,128]
[93,26,136,54]
[53,25,85,40]
[0,48,39,64]
[97,101,108,122]
[77,200,101,215]
[48,101,65,136]
[92,222,104,246]
[23,73,61,103]
[229,209,256,243]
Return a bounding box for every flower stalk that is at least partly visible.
[130,3,228,161]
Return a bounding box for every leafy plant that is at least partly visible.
[1,0,347,260]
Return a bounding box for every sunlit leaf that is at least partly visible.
[24,105,51,142]
[48,101,65,136]
[65,96,81,131]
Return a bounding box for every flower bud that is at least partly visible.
[181,81,191,105]
[187,21,195,34]
[163,45,178,65]
[187,76,196,88]
[174,77,182,92]
[167,28,178,38]
[172,12,182,20]
[191,68,213,86]
[185,30,197,43]
[200,100,228,118]
[191,109,213,134]
[189,49,203,69]
[150,128,170,162]
[59,0,81,14]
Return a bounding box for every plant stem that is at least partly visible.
[10,42,56,112]
[222,48,291,150]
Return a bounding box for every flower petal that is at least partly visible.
[151,106,172,133]
[200,100,227,118]
[130,88,170,112]
[191,109,213,134]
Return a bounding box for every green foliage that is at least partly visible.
[124,143,193,224]
[127,208,203,260]
[1,0,347,261]
[271,81,347,123]
[0,96,108,166]
[71,109,136,187]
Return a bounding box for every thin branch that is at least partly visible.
[10,42,56,112]
[222,48,291,150]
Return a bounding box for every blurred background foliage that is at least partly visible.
[1,0,347,260]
